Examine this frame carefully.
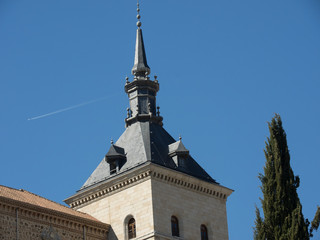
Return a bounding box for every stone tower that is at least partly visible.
[65,4,233,240]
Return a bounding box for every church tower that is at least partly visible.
[65,3,233,240]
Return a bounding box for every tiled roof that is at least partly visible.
[0,185,100,223]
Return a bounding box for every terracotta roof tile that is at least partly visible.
[0,185,100,223]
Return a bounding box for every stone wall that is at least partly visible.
[70,163,232,240]
[77,178,154,240]
[151,178,229,240]
[0,206,16,240]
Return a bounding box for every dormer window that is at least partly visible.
[109,162,117,175]
[105,143,126,175]
[168,139,189,168]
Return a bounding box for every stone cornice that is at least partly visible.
[125,79,159,94]
[65,162,233,209]
[125,114,163,127]
[0,196,109,237]
[150,164,234,200]
[66,164,153,209]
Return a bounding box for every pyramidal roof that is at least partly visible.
[78,4,217,192]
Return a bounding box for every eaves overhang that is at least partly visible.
[65,162,233,210]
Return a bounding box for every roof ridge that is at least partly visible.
[0,184,23,191]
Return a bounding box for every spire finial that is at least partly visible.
[136,0,141,28]
[131,0,150,77]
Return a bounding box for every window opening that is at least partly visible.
[171,216,179,237]
[201,224,208,240]
[110,162,117,175]
[128,218,136,239]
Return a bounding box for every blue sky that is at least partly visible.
[1,0,319,239]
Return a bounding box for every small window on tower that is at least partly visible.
[128,218,136,239]
[138,89,148,95]
[201,224,208,240]
[110,162,117,175]
[171,216,179,237]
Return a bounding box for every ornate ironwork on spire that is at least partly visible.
[131,1,150,77]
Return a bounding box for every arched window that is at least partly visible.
[128,218,136,239]
[171,216,179,237]
[201,224,208,240]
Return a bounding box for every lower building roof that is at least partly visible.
[0,184,109,229]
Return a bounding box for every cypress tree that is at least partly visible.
[254,114,320,240]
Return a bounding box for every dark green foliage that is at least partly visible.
[254,114,318,240]
[254,207,266,239]
[310,207,320,237]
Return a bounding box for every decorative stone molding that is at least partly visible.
[66,162,233,209]
[151,169,230,200]
[68,170,152,209]
[0,198,109,238]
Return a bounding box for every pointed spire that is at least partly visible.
[125,1,162,127]
[132,1,150,77]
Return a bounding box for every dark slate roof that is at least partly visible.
[168,140,189,156]
[106,144,125,158]
[80,121,217,190]
[132,28,150,76]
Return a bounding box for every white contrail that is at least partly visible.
[27,95,113,121]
